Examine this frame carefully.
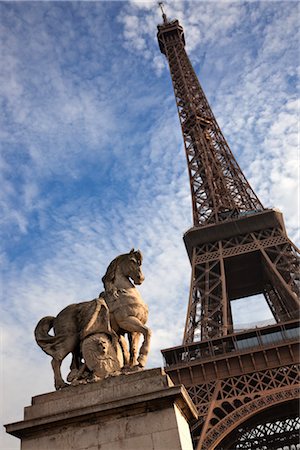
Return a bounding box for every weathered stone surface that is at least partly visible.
[34,249,151,390]
[5,368,197,450]
[24,367,174,420]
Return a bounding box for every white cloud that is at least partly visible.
[1,2,299,449]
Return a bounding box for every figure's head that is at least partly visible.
[127,248,145,285]
[97,334,110,355]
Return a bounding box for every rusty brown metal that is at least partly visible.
[157,11,300,449]
[162,319,300,449]
[157,20,263,227]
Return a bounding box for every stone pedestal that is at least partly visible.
[5,368,197,450]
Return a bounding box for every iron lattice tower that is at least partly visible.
[157,9,300,450]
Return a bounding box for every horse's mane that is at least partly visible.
[102,256,122,293]
[102,249,142,293]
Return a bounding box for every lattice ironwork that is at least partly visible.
[157,18,263,227]
[157,8,300,450]
[157,14,300,343]
[206,389,299,449]
[183,226,300,342]
[232,416,300,450]
[186,364,300,449]
[184,252,230,342]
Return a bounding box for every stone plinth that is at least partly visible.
[5,368,197,450]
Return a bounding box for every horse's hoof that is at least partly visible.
[71,379,87,386]
[67,369,79,382]
[55,382,69,390]
[137,355,147,367]
[87,375,102,383]
[122,365,143,374]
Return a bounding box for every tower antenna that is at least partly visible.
[158,2,168,24]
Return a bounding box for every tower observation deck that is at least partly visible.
[157,7,300,449]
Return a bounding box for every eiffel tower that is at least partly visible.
[157,6,300,449]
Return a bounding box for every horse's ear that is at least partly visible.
[135,249,143,263]
[129,248,137,262]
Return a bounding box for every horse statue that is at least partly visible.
[35,249,151,390]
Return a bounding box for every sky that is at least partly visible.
[0,1,299,448]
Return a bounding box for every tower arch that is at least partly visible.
[216,397,299,450]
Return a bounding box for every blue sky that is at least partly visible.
[1,1,299,448]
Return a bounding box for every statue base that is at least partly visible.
[5,368,197,450]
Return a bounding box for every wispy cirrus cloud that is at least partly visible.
[1,2,299,449]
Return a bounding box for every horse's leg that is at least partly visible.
[137,326,151,367]
[118,335,130,366]
[129,332,140,366]
[51,337,79,389]
[138,330,151,366]
[127,333,133,364]
[117,317,151,368]
[51,358,68,390]
[67,348,82,382]
[70,347,81,371]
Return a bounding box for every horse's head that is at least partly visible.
[126,248,145,285]
[102,249,145,292]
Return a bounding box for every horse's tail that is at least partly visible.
[34,316,60,358]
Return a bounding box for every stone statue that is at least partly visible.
[101,249,151,368]
[81,333,122,382]
[69,298,124,384]
[34,249,151,390]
